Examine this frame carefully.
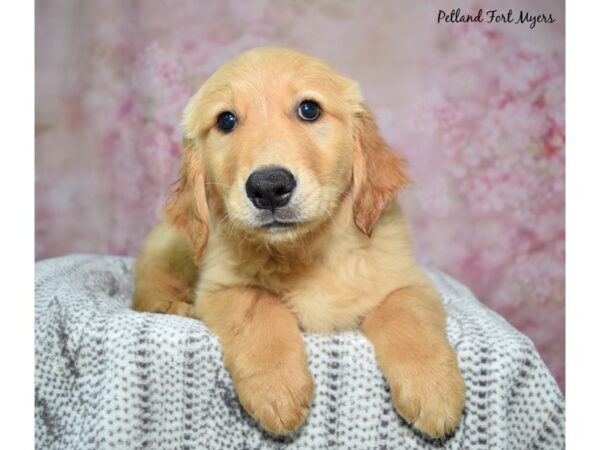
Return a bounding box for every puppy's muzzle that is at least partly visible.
[245,167,296,210]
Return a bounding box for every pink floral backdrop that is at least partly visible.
[35,0,565,389]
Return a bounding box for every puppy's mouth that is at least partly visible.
[260,220,301,230]
[248,202,307,232]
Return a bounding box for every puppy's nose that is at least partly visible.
[245,167,296,210]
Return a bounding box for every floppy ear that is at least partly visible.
[164,137,210,264]
[352,105,410,236]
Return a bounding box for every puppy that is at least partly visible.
[133,47,465,438]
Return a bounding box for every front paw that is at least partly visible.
[386,345,465,438]
[233,364,314,435]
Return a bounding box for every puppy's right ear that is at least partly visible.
[164,137,210,264]
[352,104,410,237]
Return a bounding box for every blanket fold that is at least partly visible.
[35,254,564,449]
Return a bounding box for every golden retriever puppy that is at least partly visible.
[133,47,465,438]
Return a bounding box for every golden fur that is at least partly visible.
[133,47,465,437]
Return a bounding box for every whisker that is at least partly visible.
[205,181,233,189]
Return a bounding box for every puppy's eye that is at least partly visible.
[217,111,237,133]
[298,100,321,122]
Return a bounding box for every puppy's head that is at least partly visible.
[166,48,408,261]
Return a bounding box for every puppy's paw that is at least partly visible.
[234,364,314,435]
[387,345,465,438]
[155,300,193,317]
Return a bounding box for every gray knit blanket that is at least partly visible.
[35,254,564,449]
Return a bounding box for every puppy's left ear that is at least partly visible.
[352,105,410,236]
[164,138,210,264]
[164,89,212,263]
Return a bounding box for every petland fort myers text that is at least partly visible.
[438,8,556,29]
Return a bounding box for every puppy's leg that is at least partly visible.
[198,287,314,435]
[133,222,198,317]
[361,284,465,438]
[133,271,195,316]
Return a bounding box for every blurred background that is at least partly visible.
[35,0,565,390]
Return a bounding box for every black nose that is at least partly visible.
[245,167,296,210]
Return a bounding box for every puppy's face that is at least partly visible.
[184,49,361,242]
[167,48,408,259]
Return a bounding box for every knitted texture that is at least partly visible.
[35,255,564,449]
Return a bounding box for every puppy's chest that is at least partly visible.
[269,254,400,333]
[201,225,411,332]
